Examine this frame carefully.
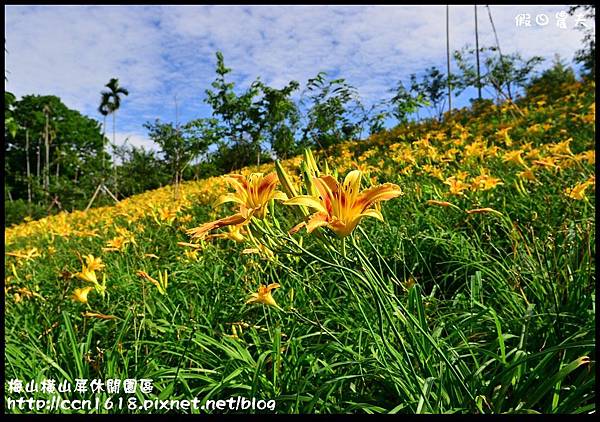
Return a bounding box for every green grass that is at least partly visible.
[4,80,595,414]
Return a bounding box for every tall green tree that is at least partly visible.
[204,52,269,170]
[256,80,301,159]
[5,95,105,216]
[144,118,212,196]
[112,142,169,197]
[453,45,543,103]
[98,91,112,176]
[100,78,129,192]
[569,5,595,78]
[299,72,363,150]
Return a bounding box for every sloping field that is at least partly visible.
[5,80,595,414]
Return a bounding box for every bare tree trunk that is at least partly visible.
[36,139,41,180]
[102,115,106,177]
[44,111,50,192]
[26,128,31,203]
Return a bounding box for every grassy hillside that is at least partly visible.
[5,80,595,414]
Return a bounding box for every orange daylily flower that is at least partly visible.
[187,214,247,241]
[215,172,287,219]
[187,172,285,240]
[6,247,41,261]
[517,168,537,182]
[471,173,504,191]
[444,176,470,196]
[72,286,94,304]
[503,150,527,167]
[246,283,281,307]
[103,236,128,252]
[76,265,98,284]
[284,170,402,237]
[565,181,592,200]
[205,224,247,243]
[83,255,105,272]
[548,138,574,156]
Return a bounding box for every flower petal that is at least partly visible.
[357,183,402,208]
[284,196,328,214]
[186,213,247,239]
[358,208,385,222]
[214,193,245,208]
[343,170,362,193]
[305,212,330,233]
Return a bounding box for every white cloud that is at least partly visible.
[5,5,592,136]
[112,131,159,152]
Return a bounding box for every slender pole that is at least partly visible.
[102,115,106,178]
[26,128,31,203]
[475,5,482,100]
[44,109,50,192]
[174,95,180,198]
[486,5,509,100]
[446,5,452,115]
[36,139,40,179]
[112,110,118,197]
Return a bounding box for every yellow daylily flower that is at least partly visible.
[284,170,402,238]
[533,156,561,171]
[503,150,527,167]
[215,172,287,219]
[184,249,199,261]
[422,164,444,180]
[576,150,594,165]
[517,168,538,182]
[565,181,592,200]
[76,266,98,284]
[6,247,41,261]
[83,255,105,272]
[103,236,129,252]
[455,170,470,181]
[471,173,504,191]
[444,176,470,196]
[187,172,285,240]
[246,283,281,307]
[205,224,247,243]
[72,286,94,304]
[548,138,573,156]
[153,207,178,225]
[496,126,513,146]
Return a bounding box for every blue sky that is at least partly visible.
[5,5,593,151]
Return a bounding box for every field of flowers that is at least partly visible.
[4,80,595,414]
